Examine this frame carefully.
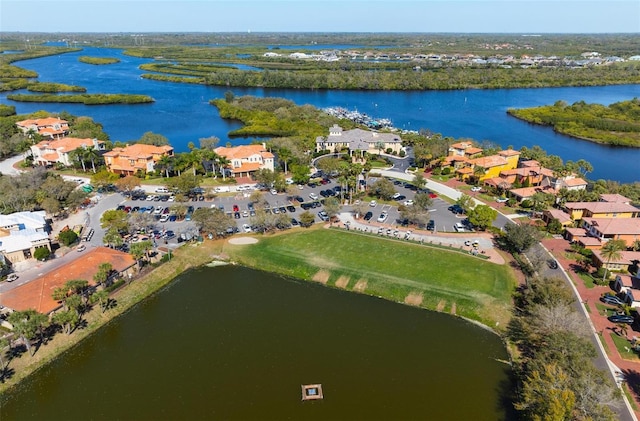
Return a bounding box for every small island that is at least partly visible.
[507,98,640,147]
[79,56,120,65]
[7,93,154,105]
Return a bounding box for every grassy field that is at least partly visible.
[223,227,516,328]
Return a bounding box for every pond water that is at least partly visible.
[1,265,513,420]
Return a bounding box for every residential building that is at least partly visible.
[581,217,640,248]
[614,271,640,308]
[594,251,640,272]
[0,247,136,313]
[315,125,403,156]
[455,149,520,181]
[104,144,174,176]
[564,197,640,220]
[30,137,105,167]
[16,117,69,140]
[214,144,274,178]
[0,211,51,263]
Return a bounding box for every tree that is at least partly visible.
[90,290,110,313]
[100,209,129,232]
[299,211,316,228]
[412,173,426,190]
[114,175,140,195]
[165,172,201,195]
[370,178,395,200]
[52,309,80,334]
[455,193,474,213]
[466,204,497,231]
[8,309,48,356]
[323,197,341,224]
[130,240,153,269]
[277,147,292,174]
[290,163,310,184]
[503,222,542,253]
[515,362,576,420]
[600,239,626,283]
[352,200,369,219]
[137,132,169,146]
[58,229,78,246]
[93,262,113,287]
[191,207,234,238]
[103,227,124,248]
[253,168,278,189]
[33,247,50,261]
[199,136,220,150]
[90,169,119,189]
[0,336,9,381]
[413,192,433,211]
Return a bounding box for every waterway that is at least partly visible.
[2,46,639,182]
[0,266,513,420]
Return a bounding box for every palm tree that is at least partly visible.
[600,239,626,283]
[278,147,292,174]
[84,147,100,173]
[217,155,231,180]
[69,148,87,172]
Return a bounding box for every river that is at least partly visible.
[0,266,514,420]
[1,46,638,182]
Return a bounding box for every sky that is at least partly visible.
[1,0,639,33]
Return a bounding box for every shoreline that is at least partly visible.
[0,232,515,397]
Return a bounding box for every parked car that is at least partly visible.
[403,199,414,206]
[318,211,329,221]
[601,294,625,306]
[547,259,559,269]
[496,197,508,203]
[309,192,319,200]
[6,273,18,282]
[77,244,86,252]
[471,186,482,192]
[363,211,373,221]
[377,212,388,223]
[369,200,377,207]
[608,314,635,324]
[242,223,252,233]
[454,222,466,232]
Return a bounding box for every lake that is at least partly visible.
[2,46,639,182]
[0,265,514,420]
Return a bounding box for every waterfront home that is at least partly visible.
[454,149,520,182]
[0,247,136,314]
[595,251,640,273]
[580,217,640,249]
[315,125,403,156]
[0,211,51,264]
[614,271,640,308]
[16,117,69,140]
[30,137,105,167]
[104,143,174,176]
[563,196,640,220]
[214,144,274,178]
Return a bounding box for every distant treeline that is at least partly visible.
[508,99,640,147]
[6,93,155,105]
[141,62,640,90]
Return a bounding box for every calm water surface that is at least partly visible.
[1,266,513,420]
[2,46,639,182]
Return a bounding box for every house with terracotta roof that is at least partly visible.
[0,211,51,263]
[447,141,483,159]
[215,144,274,178]
[563,197,640,220]
[0,247,136,314]
[16,117,69,140]
[594,251,640,272]
[104,143,174,176]
[30,137,105,167]
[315,125,403,156]
[455,149,520,181]
[614,272,640,308]
[581,217,640,248]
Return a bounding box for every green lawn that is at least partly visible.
[610,332,640,360]
[225,228,516,328]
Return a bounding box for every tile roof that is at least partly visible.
[565,227,588,237]
[509,186,557,198]
[564,201,640,214]
[543,208,572,224]
[0,247,136,314]
[583,217,640,236]
[34,137,99,154]
[562,177,588,187]
[104,143,173,158]
[469,154,508,168]
[230,162,263,173]
[594,251,640,266]
[600,194,632,204]
[215,144,274,160]
[498,149,521,157]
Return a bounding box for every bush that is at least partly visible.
[58,229,79,246]
[432,167,442,175]
[520,199,533,208]
[386,148,393,154]
[399,150,406,157]
[34,247,51,261]
[441,167,451,175]
[507,198,517,207]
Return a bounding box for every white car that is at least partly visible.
[6,273,18,282]
[377,212,388,223]
[392,192,401,200]
[496,197,508,203]
[168,196,175,202]
[242,223,252,233]
[369,200,377,207]
[309,192,319,200]
[471,186,482,192]
[403,199,414,206]
[77,244,86,252]
[270,189,278,195]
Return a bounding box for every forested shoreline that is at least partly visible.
[508,99,640,147]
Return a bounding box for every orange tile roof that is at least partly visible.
[564,201,639,214]
[443,156,469,164]
[498,149,521,157]
[215,144,274,160]
[594,250,640,266]
[17,117,68,128]
[600,194,631,203]
[469,154,508,168]
[40,153,59,162]
[583,217,640,236]
[456,167,474,174]
[34,137,99,154]
[563,177,587,187]
[509,186,557,198]
[104,143,173,158]
[230,162,262,173]
[0,247,135,314]
[450,141,474,149]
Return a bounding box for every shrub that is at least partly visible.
[386,148,393,154]
[58,229,78,246]
[441,167,451,175]
[34,247,51,261]
[520,199,533,208]
[399,150,406,157]
[432,167,442,175]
